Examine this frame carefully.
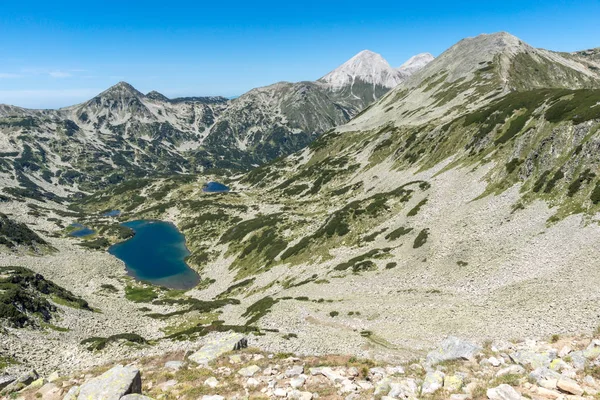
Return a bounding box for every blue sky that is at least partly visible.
[1,0,599,108]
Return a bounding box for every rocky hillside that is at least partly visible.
[3,31,600,397]
[68,31,600,366]
[0,51,431,201]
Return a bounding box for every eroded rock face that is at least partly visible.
[76,365,141,400]
[426,336,481,365]
[188,333,246,366]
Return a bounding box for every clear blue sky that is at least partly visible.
[1,0,599,109]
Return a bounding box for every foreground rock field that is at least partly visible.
[5,332,600,399]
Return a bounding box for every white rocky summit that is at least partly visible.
[319,49,429,89]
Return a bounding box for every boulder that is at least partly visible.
[568,351,587,370]
[389,379,419,398]
[0,369,39,395]
[164,361,184,371]
[63,386,80,400]
[510,351,555,369]
[76,365,141,400]
[290,375,306,389]
[204,377,219,388]
[529,367,561,388]
[238,365,261,377]
[557,376,584,396]
[422,370,445,395]
[285,365,304,377]
[486,384,522,400]
[496,365,525,378]
[444,374,464,392]
[0,375,15,391]
[188,333,246,365]
[426,336,481,365]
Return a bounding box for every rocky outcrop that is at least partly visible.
[188,333,247,365]
[9,334,600,400]
[74,365,141,400]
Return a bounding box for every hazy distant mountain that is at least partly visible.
[0,50,431,199]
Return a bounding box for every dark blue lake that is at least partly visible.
[203,182,230,193]
[108,220,200,289]
[70,223,95,237]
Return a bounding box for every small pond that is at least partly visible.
[69,223,95,237]
[203,182,230,193]
[102,210,121,217]
[108,220,199,289]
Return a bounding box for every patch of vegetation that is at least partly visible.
[532,170,551,193]
[543,170,564,193]
[125,286,159,303]
[329,311,339,317]
[592,181,600,204]
[385,262,397,269]
[242,296,278,325]
[81,333,147,351]
[0,213,47,249]
[457,261,469,267]
[333,248,390,274]
[77,238,111,250]
[0,266,90,327]
[99,284,119,293]
[544,90,600,124]
[413,229,430,249]
[505,158,523,174]
[147,297,240,319]
[165,320,259,341]
[407,198,427,217]
[281,181,426,260]
[567,169,596,197]
[216,278,255,299]
[385,226,413,241]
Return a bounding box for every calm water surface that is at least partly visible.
[108,220,199,289]
[203,182,230,193]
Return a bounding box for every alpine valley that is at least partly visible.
[3,32,600,400]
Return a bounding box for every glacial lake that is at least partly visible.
[203,181,230,193]
[102,210,121,217]
[69,223,95,237]
[108,220,200,289]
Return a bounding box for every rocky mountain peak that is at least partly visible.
[319,49,404,89]
[146,90,170,102]
[397,52,435,75]
[99,81,145,99]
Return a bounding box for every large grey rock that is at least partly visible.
[388,379,419,398]
[238,365,261,377]
[495,365,525,378]
[557,376,584,396]
[569,350,587,370]
[0,375,15,390]
[422,370,445,395]
[188,333,246,365]
[164,361,184,371]
[426,337,481,365]
[63,385,80,400]
[0,369,38,395]
[528,367,561,387]
[486,384,522,400]
[76,365,141,400]
[510,350,555,369]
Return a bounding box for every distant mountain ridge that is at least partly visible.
[0,49,431,199]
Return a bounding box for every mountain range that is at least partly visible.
[0,50,433,201]
[3,31,600,391]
